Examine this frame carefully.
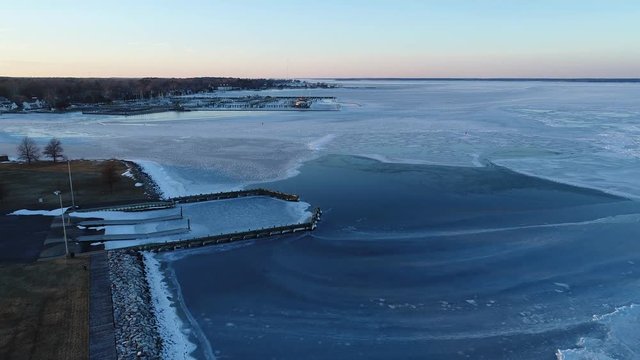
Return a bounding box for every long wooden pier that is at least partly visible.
[131,208,321,253]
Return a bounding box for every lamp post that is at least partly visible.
[67,160,76,209]
[53,191,69,258]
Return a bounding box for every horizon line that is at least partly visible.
[1,76,639,82]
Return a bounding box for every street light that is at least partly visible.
[53,190,70,258]
[67,160,76,209]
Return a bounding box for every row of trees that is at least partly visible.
[0,77,289,109]
[17,137,64,164]
[9,138,123,196]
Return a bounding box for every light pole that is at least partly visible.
[54,191,70,258]
[67,160,76,209]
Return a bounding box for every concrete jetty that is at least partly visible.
[78,213,183,227]
[74,201,175,213]
[77,227,189,242]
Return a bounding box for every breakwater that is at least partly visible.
[74,188,300,214]
[170,188,300,203]
[108,250,162,359]
[74,201,175,213]
[132,208,322,253]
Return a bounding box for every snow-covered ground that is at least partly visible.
[10,207,70,216]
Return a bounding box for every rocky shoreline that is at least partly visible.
[108,250,163,359]
[123,160,163,200]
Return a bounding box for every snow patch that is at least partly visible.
[121,169,135,179]
[133,160,187,199]
[143,252,201,360]
[307,134,336,151]
[10,207,70,216]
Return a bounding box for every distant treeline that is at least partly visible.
[0,77,318,109]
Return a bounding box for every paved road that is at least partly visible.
[0,213,52,262]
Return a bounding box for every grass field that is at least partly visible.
[0,159,156,358]
[0,258,89,360]
[0,159,150,212]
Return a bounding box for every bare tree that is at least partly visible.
[101,160,120,193]
[43,138,64,163]
[17,136,40,164]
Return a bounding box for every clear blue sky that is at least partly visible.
[1,0,639,78]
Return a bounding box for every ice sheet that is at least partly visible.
[2,81,640,199]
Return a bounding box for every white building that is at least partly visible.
[0,97,18,112]
[22,98,47,110]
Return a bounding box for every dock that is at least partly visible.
[69,189,319,251]
[78,213,183,227]
[77,227,190,242]
[132,208,322,253]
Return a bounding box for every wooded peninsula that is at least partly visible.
[0,77,332,110]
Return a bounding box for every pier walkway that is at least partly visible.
[77,227,189,242]
[78,213,183,227]
[89,252,116,360]
[74,201,174,213]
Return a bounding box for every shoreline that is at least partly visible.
[147,252,216,360]
[143,252,204,359]
[102,158,304,359]
[107,250,202,359]
[108,250,163,358]
[105,250,209,360]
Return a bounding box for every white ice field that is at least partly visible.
[4,80,640,250]
[2,80,640,200]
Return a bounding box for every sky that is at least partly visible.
[1,0,639,78]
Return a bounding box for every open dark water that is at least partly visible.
[161,155,640,359]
